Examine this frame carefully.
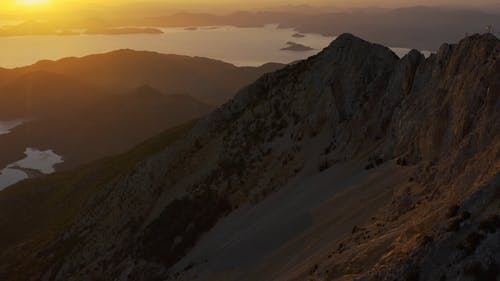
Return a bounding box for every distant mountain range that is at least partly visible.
[0,51,283,170]
[0,33,497,281]
[139,6,500,50]
[3,6,498,51]
[1,50,283,106]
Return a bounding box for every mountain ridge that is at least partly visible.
[0,33,498,281]
[2,49,285,106]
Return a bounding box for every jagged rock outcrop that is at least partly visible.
[0,33,498,281]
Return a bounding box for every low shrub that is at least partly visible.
[463,261,499,281]
[458,231,485,255]
[446,204,460,218]
[478,215,500,234]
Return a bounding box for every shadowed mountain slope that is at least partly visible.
[0,74,212,170]
[0,33,498,281]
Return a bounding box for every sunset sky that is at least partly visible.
[2,0,499,18]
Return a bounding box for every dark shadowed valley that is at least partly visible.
[0,51,282,176]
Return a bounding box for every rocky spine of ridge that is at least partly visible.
[2,33,498,281]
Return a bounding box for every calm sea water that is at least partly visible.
[0,147,63,191]
[0,25,428,68]
[0,119,25,135]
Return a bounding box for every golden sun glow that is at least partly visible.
[16,0,50,6]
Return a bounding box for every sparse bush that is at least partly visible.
[404,266,420,281]
[292,112,300,125]
[421,235,433,246]
[319,158,331,172]
[194,139,202,150]
[183,262,195,272]
[396,158,408,166]
[463,261,483,279]
[461,211,471,220]
[309,264,319,275]
[478,215,500,233]
[463,261,499,281]
[447,210,471,232]
[375,157,384,166]
[447,218,461,232]
[336,243,344,253]
[323,142,337,155]
[278,119,288,130]
[365,163,375,170]
[458,231,485,255]
[352,225,359,234]
[139,190,231,266]
[365,156,385,170]
[446,204,460,218]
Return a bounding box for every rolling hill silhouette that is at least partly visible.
[0,51,282,170]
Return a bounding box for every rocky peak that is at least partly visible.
[1,34,498,281]
[325,33,399,59]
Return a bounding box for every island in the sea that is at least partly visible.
[85,27,164,35]
[0,21,164,37]
[280,41,315,51]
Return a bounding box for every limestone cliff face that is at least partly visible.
[1,34,498,281]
